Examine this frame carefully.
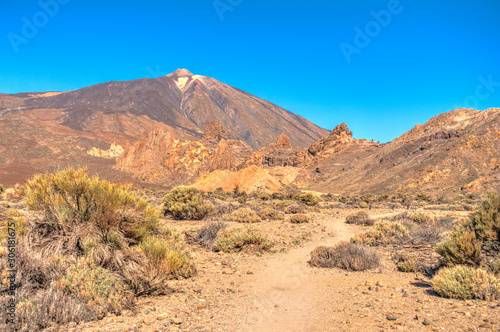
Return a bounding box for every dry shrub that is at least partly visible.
[57,258,130,318]
[310,242,380,271]
[231,208,262,223]
[258,207,284,221]
[407,212,434,224]
[435,191,500,268]
[432,265,500,301]
[0,168,195,329]
[208,202,239,218]
[436,219,482,266]
[196,221,228,249]
[284,204,305,214]
[346,211,373,226]
[411,226,443,245]
[26,167,159,251]
[214,226,271,253]
[0,242,95,331]
[289,214,310,224]
[0,286,95,331]
[1,184,25,202]
[351,220,410,246]
[164,186,213,220]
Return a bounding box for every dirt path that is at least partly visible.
[234,215,359,331]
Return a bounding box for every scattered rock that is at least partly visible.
[387,316,398,321]
[171,317,183,325]
[157,313,168,320]
[423,318,433,326]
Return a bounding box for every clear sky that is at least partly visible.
[1,0,499,142]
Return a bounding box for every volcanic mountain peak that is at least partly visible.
[167,68,194,77]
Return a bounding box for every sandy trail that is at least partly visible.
[235,215,360,332]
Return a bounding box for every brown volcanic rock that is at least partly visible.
[192,165,283,193]
[0,108,187,185]
[117,122,253,185]
[307,123,357,157]
[203,121,232,141]
[20,69,328,149]
[0,69,328,184]
[300,108,500,195]
[207,139,239,172]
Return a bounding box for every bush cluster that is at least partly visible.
[288,214,310,224]
[351,220,410,246]
[436,191,499,268]
[231,208,262,223]
[214,226,271,253]
[293,193,319,206]
[0,168,195,330]
[432,265,500,301]
[258,207,284,221]
[345,211,373,226]
[284,204,305,214]
[164,186,213,220]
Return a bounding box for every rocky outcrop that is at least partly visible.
[207,139,239,172]
[203,122,232,141]
[307,123,356,156]
[87,143,124,159]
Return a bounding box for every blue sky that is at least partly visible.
[1,0,499,142]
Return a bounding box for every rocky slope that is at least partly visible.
[16,69,328,150]
[0,70,328,184]
[299,108,500,195]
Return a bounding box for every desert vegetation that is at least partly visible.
[0,169,497,331]
[214,226,271,253]
[0,168,196,330]
[164,186,213,220]
[310,242,380,271]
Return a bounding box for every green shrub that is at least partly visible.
[416,193,432,201]
[139,235,195,279]
[436,219,482,266]
[259,193,270,201]
[310,242,380,271]
[231,208,262,223]
[396,254,417,272]
[378,194,389,202]
[271,192,284,200]
[293,193,319,206]
[277,200,295,208]
[237,196,247,204]
[432,265,500,301]
[25,167,159,252]
[214,227,271,253]
[346,212,373,226]
[289,214,310,224]
[258,208,284,220]
[351,220,410,246]
[58,258,130,318]
[164,186,213,220]
[359,201,368,209]
[436,191,499,267]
